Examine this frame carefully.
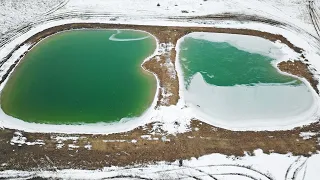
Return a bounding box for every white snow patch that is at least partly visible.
[0,44,31,90]
[10,132,45,146]
[161,136,170,142]
[188,32,285,59]
[52,136,79,142]
[157,42,174,55]
[68,144,79,149]
[84,144,92,150]
[56,143,64,149]
[141,135,152,140]
[184,73,318,129]
[300,132,318,140]
[103,140,127,143]
[109,29,150,41]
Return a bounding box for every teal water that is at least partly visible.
[180,35,315,124]
[1,30,157,124]
[180,37,301,88]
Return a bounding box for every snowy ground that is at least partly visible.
[0,0,64,35]
[1,150,320,180]
[1,0,320,178]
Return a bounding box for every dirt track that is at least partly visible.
[0,23,319,171]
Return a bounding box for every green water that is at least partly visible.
[180,37,301,88]
[1,30,157,124]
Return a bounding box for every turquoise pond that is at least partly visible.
[1,30,157,124]
[178,33,317,126]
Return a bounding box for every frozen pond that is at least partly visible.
[178,32,318,128]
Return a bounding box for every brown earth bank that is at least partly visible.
[0,120,320,171]
[278,60,319,93]
[0,23,320,171]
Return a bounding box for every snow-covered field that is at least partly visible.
[1,0,320,178]
[1,150,320,180]
[0,0,64,35]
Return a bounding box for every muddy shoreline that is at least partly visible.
[0,23,319,171]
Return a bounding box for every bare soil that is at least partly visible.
[278,60,319,93]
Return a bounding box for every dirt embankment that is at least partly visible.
[1,120,319,171]
[278,60,319,93]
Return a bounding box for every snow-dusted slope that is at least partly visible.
[0,0,64,35]
[61,0,316,35]
[0,0,318,38]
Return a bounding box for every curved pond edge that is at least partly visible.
[0,19,319,133]
[175,32,320,130]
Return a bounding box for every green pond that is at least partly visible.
[180,38,300,87]
[1,30,157,124]
[179,34,316,124]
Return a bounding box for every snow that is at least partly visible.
[62,0,316,35]
[1,0,320,178]
[300,132,318,140]
[0,0,319,133]
[161,136,170,142]
[1,150,319,180]
[84,144,92,150]
[68,144,79,149]
[187,32,286,59]
[10,131,45,146]
[52,136,79,142]
[0,44,31,90]
[0,0,63,34]
[56,143,64,149]
[109,29,151,41]
[183,72,318,129]
[103,140,127,143]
